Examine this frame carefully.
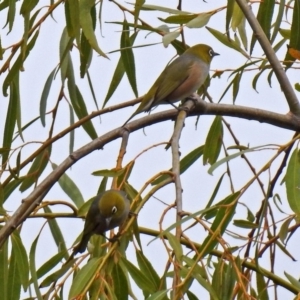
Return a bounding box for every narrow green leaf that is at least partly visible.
[136,250,160,290]
[3,30,39,96]
[270,0,285,43]
[72,85,97,138]
[233,219,259,229]
[237,16,248,50]
[134,0,145,29]
[33,250,66,282]
[67,76,98,140]
[285,149,300,218]
[51,163,84,207]
[43,206,69,260]
[19,146,52,192]
[0,234,8,300]
[3,179,22,202]
[68,101,75,154]
[203,116,223,165]
[11,231,29,290]
[206,26,249,58]
[121,20,138,97]
[256,272,269,300]
[275,240,296,261]
[159,14,197,24]
[40,258,75,288]
[40,68,56,126]
[146,290,169,300]
[111,263,129,300]
[279,217,293,243]
[232,71,242,102]
[92,168,126,177]
[20,0,38,15]
[7,248,21,300]
[79,5,95,78]
[226,0,235,33]
[4,0,16,33]
[69,257,101,298]
[162,31,180,47]
[284,0,300,68]
[165,232,183,261]
[103,58,125,107]
[284,271,300,290]
[250,0,275,54]
[152,146,204,185]
[2,82,17,166]
[141,4,190,15]
[59,27,73,84]
[13,73,23,143]
[121,257,156,293]
[231,2,243,31]
[79,30,93,78]
[202,173,225,216]
[77,196,95,217]
[186,12,212,28]
[198,191,239,258]
[103,32,138,107]
[186,290,199,300]
[79,0,108,58]
[208,145,265,175]
[181,266,219,300]
[64,0,80,41]
[29,234,43,300]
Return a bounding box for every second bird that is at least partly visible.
[73,189,130,254]
[122,44,219,126]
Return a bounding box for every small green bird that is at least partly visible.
[73,190,130,254]
[122,44,219,126]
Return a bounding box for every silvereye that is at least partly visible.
[123,44,219,126]
[73,189,130,254]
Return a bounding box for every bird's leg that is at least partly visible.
[182,94,199,107]
[167,100,181,110]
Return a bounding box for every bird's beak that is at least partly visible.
[105,217,112,227]
[213,51,220,57]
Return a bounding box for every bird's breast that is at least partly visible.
[165,59,209,102]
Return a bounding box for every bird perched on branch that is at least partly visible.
[122,44,219,126]
[73,189,131,254]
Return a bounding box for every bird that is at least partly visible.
[122,44,219,126]
[73,189,131,254]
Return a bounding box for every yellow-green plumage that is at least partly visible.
[73,189,130,254]
[123,44,219,126]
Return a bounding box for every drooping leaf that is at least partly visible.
[285,148,300,219]
[203,116,223,165]
[121,20,138,97]
[19,145,52,192]
[51,162,84,207]
[10,230,29,290]
[284,0,300,69]
[250,0,275,54]
[79,0,108,58]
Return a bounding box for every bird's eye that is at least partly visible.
[111,206,118,214]
[209,49,214,57]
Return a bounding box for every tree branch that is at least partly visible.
[1,99,300,247]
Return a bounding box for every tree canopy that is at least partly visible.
[1,0,300,299]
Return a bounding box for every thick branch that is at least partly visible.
[1,100,300,247]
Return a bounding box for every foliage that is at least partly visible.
[1,0,300,299]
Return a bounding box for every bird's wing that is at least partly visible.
[152,55,195,106]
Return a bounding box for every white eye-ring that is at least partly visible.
[209,49,214,57]
[111,206,118,214]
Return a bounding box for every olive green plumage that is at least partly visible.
[73,189,130,254]
[123,44,219,126]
